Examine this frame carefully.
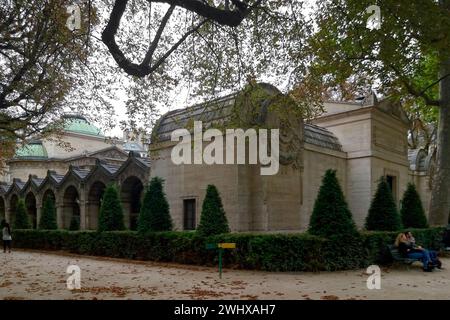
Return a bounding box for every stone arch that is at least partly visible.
[87,181,106,230]
[42,188,56,204]
[0,196,5,221]
[25,192,37,229]
[62,186,80,230]
[121,176,144,230]
[8,194,19,225]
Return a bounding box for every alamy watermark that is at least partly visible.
[366,5,381,30]
[366,265,381,290]
[171,121,280,175]
[66,265,81,290]
[66,3,81,31]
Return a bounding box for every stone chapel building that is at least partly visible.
[0,84,434,232]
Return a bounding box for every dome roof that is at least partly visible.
[15,140,48,159]
[63,115,103,137]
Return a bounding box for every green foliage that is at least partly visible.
[14,199,30,229]
[137,177,172,232]
[69,215,80,231]
[400,183,429,228]
[197,185,230,237]
[39,197,57,230]
[98,184,125,232]
[11,227,444,272]
[365,177,403,231]
[309,169,358,237]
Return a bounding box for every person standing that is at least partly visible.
[2,222,12,253]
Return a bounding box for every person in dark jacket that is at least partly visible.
[395,233,433,272]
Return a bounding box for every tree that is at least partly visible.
[197,184,229,236]
[365,177,402,231]
[309,169,357,237]
[39,196,57,230]
[98,184,126,232]
[137,177,172,232]
[308,0,450,226]
[0,1,128,172]
[0,0,93,161]
[14,198,30,229]
[400,183,429,229]
[1,1,309,167]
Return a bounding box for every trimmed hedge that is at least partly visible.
[11,227,445,272]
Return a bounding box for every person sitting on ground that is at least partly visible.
[2,222,12,253]
[395,233,434,272]
[405,231,442,269]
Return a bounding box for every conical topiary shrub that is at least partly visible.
[365,177,402,231]
[14,198,31,229]
[137,177,172,232]
[197,185,230,237]
[400,183,428,228]
[98,184,125,232]
[308,169,358,237]
[39,196,58,230]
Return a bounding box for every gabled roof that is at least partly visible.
[0,183,12,195]
[48,171,64,184]
[72,167,91,180]
[99,162,120,175]
[115,152,151,177]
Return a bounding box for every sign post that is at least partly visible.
[206,243,236,278]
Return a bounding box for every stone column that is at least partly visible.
[56,201,64,229]
[5,204,10,224]
[36,200,42,229]
[79,200,87,230]
[79,187,87,230]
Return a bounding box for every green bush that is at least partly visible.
[365,177,403,231]
[11,227,445,272]
[137,177,172,232]
[98,184,126,232]
[39,197,57,230]
[197,185,230,237]
[14,199,30,229]
[309,169,357,237]
[400,183,428,228]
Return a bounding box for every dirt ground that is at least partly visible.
[0,249,449,300]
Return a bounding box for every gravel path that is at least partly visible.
[0,250,449,300]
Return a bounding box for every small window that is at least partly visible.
[183,199,196,230]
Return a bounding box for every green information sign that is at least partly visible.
[206,243,236,278]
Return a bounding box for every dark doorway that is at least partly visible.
[25,192,37,229]
[0,197,5,221]
[121,176,144,230]
[63,186,80,229]
[87,181,106,230]
[183,199,196,230]
[9,194,18,225]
